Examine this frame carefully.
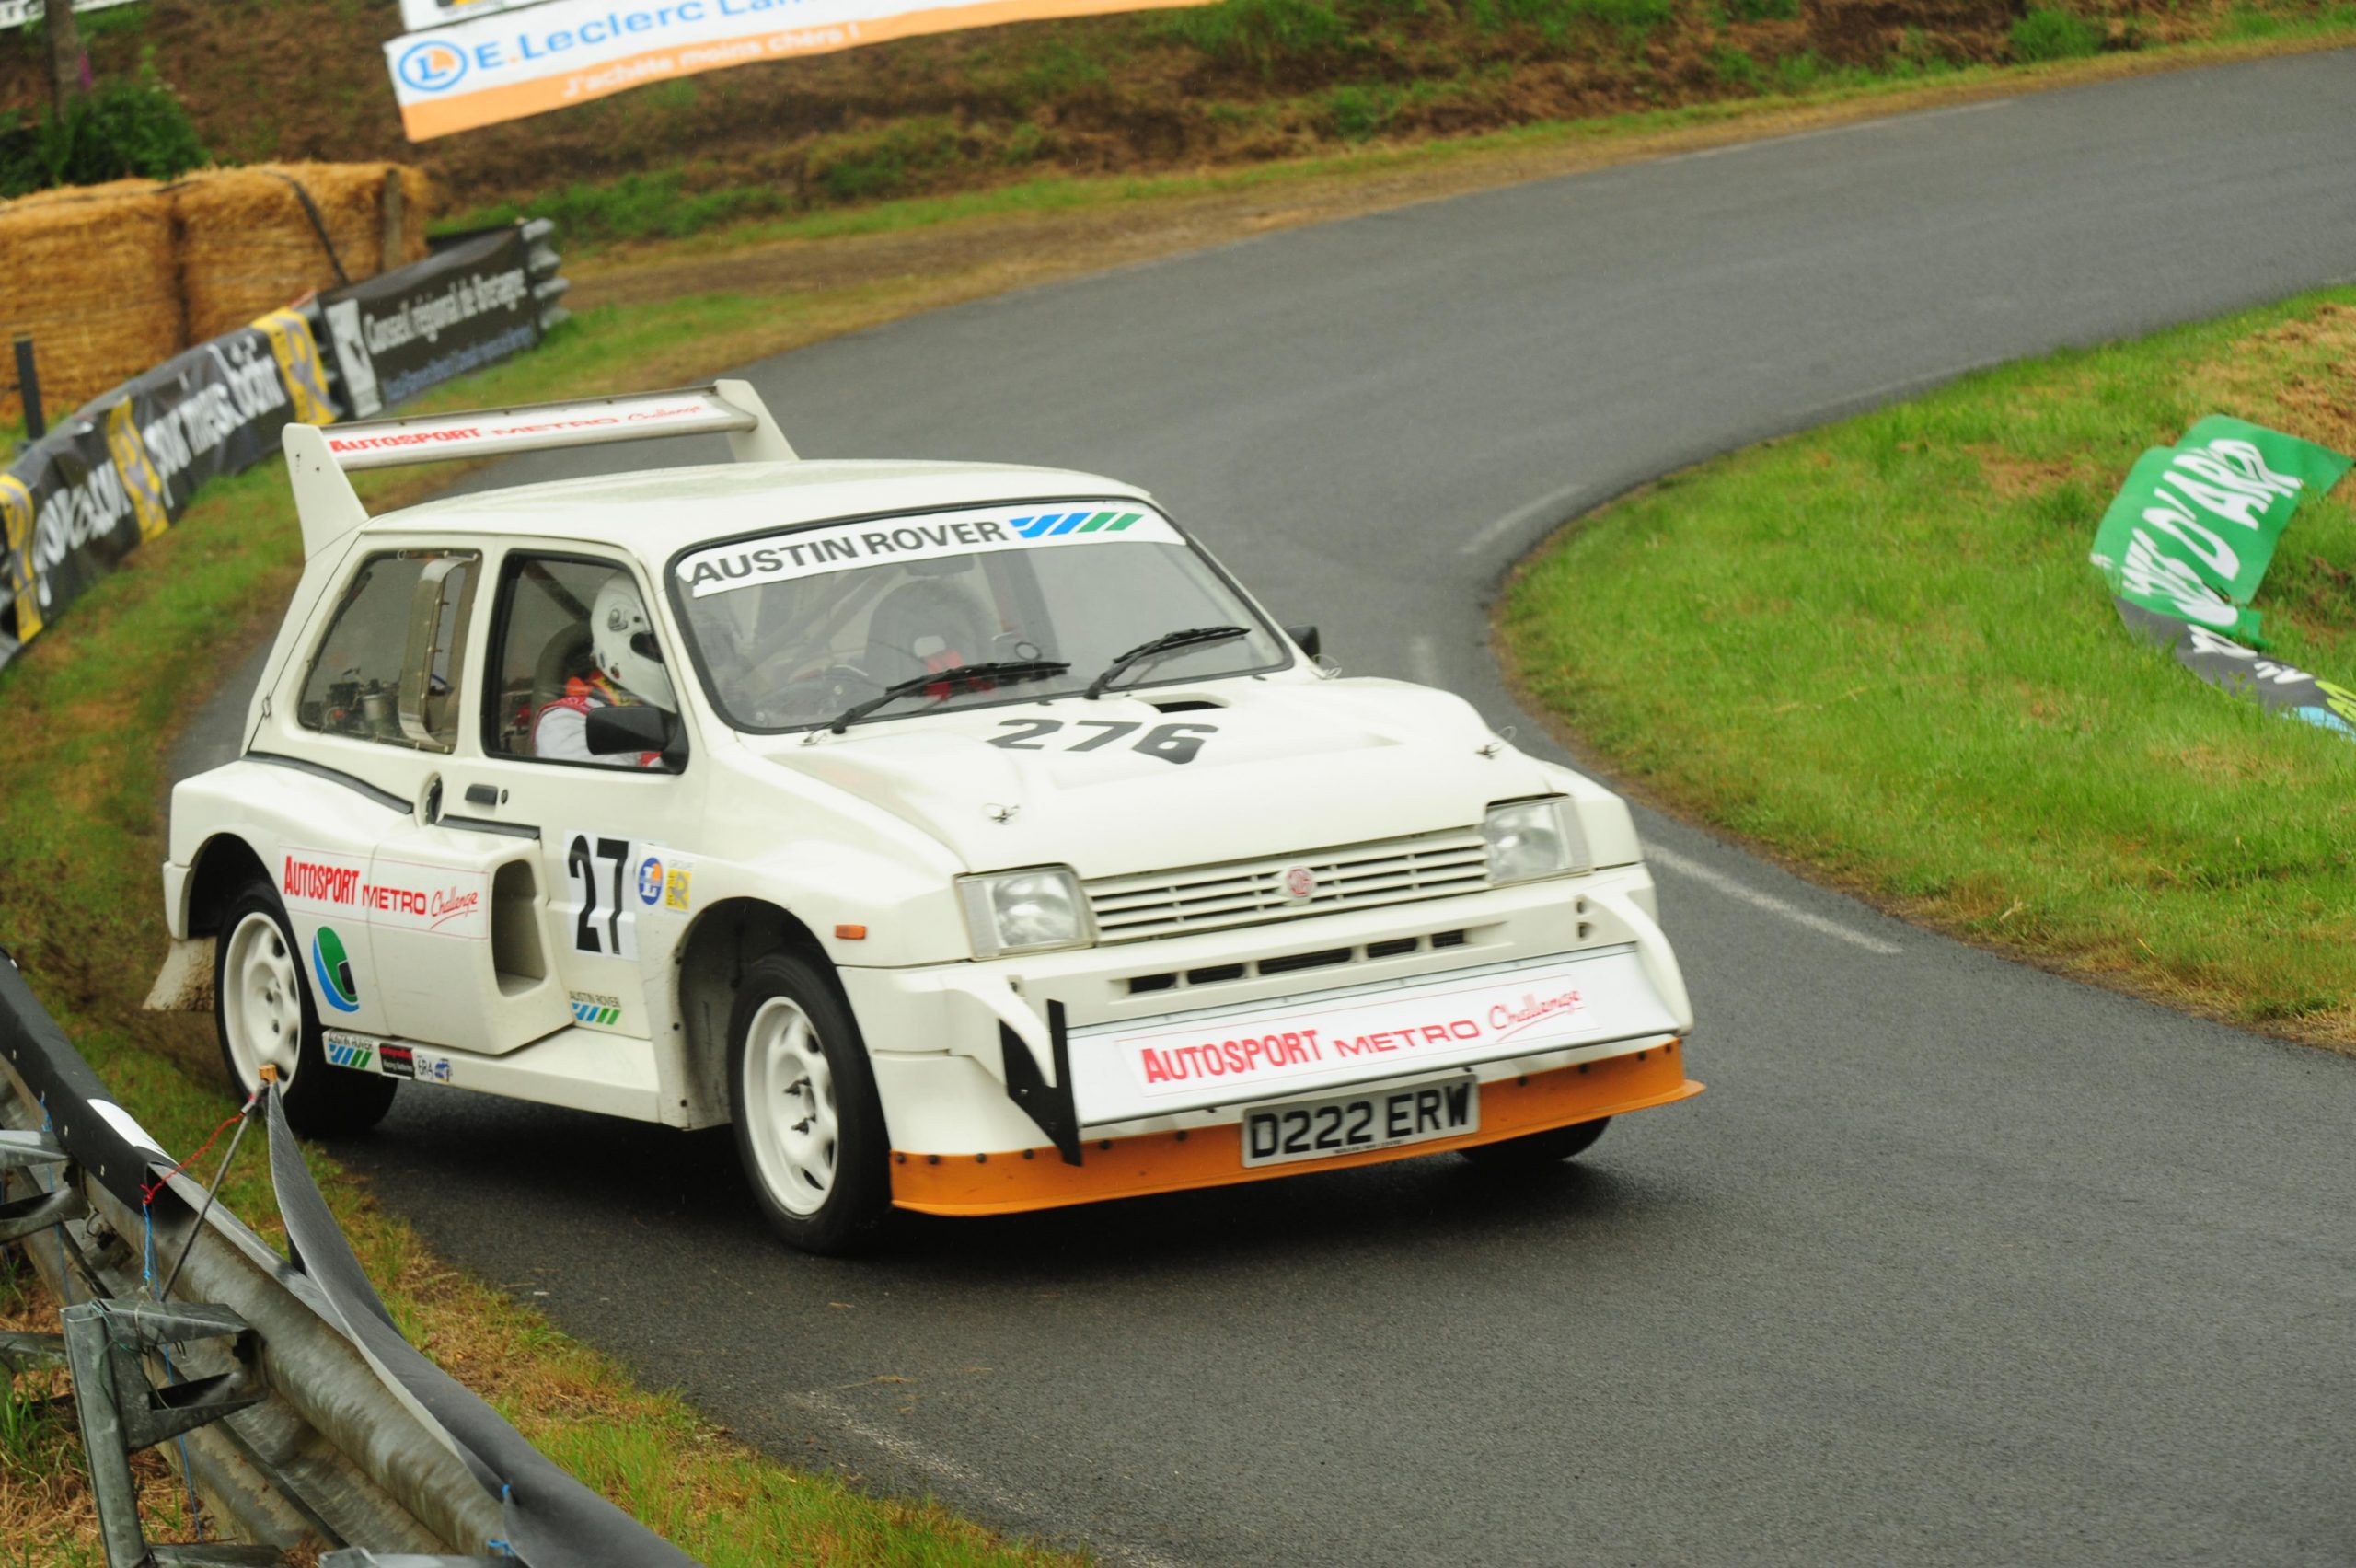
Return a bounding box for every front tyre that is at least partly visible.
[214,882,397,1136]
[1459,1116,1609,1172]
[728,953,891,1255]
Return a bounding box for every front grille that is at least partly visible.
[1087,828,1490,942]
[1124,929,1472,996]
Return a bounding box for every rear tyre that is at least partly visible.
[728,952,891,1255]
[1459,1116,1609,1171]
[214,882,398,1136]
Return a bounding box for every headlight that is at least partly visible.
[957,867,1094,957]
[1483,798,1588,885]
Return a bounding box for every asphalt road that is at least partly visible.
[178,52,2356,1567]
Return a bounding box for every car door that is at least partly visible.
[278,539,570,1055]
[425,549,699,1047]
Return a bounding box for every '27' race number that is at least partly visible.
[987,719,1216,765]
[565,834,641,959]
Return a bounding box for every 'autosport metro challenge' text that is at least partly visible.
[1069,948,1681,1123]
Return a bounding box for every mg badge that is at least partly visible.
[1282,866,1316,902]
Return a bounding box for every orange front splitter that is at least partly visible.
[891,1041,1702,1216]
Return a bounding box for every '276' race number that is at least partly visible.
[565,834,640,959]
[987,719,1216,765]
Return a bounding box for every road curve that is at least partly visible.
[183,52,2356,1567]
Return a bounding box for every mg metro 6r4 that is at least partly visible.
[149,383,1703,1253]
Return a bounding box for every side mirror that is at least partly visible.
[1285,623,1322,660]
[585,705,686,770]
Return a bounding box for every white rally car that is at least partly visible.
[150,384,1701,1252]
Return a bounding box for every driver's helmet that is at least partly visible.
[591,575,675,711]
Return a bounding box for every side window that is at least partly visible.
[487,555,679,768]
[298,550,479,752]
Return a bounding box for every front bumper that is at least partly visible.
[842,862,1694,1155]
[890,1041,1701,1216]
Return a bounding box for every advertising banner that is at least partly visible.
[0,0,143,32]
[1,316,334,670]
[2088,417,2355,742]
[399,0,558,29]
[318,227,540,419]
[384,0,1217,140]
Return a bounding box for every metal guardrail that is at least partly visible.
[0,951,699,1566]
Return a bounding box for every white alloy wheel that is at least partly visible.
[222,909,304,1091]
[741,996,840,1216]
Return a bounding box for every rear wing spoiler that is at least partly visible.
[283,380,795,559]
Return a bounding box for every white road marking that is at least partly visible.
[1646,843,1902,954]
[792,1389,1185,1568]
[1407,634,1445,688]
[1458,478,1600,558]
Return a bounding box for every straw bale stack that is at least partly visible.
[175,163,434,342]
[0,179,184,424]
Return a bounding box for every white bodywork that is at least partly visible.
[159,385,1695,1205]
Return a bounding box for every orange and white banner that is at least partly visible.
[386,0,1216,141]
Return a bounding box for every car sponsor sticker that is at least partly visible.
[282,848,488,940]
[310,925,362,1013]
[325,1037,375,1072]
[676,502,1183,598]
[569,990,624,1027]
[379,1043,417,1078]
[1066,946,1680,1125]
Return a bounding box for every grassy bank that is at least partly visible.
[1500,289,2356,1046]
[2,0,2351,245]
[0,286,1081,1562]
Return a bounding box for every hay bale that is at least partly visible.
[175,162,436,342]
[0,180,184,424]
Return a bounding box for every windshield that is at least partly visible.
[669,501,1289,732]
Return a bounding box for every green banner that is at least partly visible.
[2089,415,2353,646]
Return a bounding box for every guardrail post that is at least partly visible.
[0,1126,87,1241]
[60,1298,279,1567]
[10,334,43,441]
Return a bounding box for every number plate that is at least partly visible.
[1240,1078,1479,1169]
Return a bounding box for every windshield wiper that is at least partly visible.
[1085,626,1249,700]
[826,660,1070,734]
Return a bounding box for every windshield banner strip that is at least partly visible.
[676,502,1179,597]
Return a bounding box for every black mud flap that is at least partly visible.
[999,999,1082,1166]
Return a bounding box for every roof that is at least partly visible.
[357,458,1156,561]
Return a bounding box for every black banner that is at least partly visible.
[319,226,539,420]
[1,315,335,671]
[2115,599,2356,742]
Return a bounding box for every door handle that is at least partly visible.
[464,784,500,807]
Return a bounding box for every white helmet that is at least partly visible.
[591,575,675,711]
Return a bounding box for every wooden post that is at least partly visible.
[40,0,87,116]
[380,167,406,274]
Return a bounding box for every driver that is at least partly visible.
[536,575,673,767]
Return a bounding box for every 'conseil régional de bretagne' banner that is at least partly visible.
[386,0,1216,139]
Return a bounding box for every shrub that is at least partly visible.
[1326,82,1404,139]
[806,119,965,205]
[1721,0,1800,20]
[1163,0,1356,75]
[2010,6,2103,61]
[0,53,210,198]
[1709,43,1763,90]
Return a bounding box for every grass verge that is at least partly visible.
[0,286,1082,1562]
[1499,288,2356,1048]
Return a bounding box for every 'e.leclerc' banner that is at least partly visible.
[386,0,1216,140]
[2088,415,2356,741]
[0,314,335,672]
[318,226,540,419]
